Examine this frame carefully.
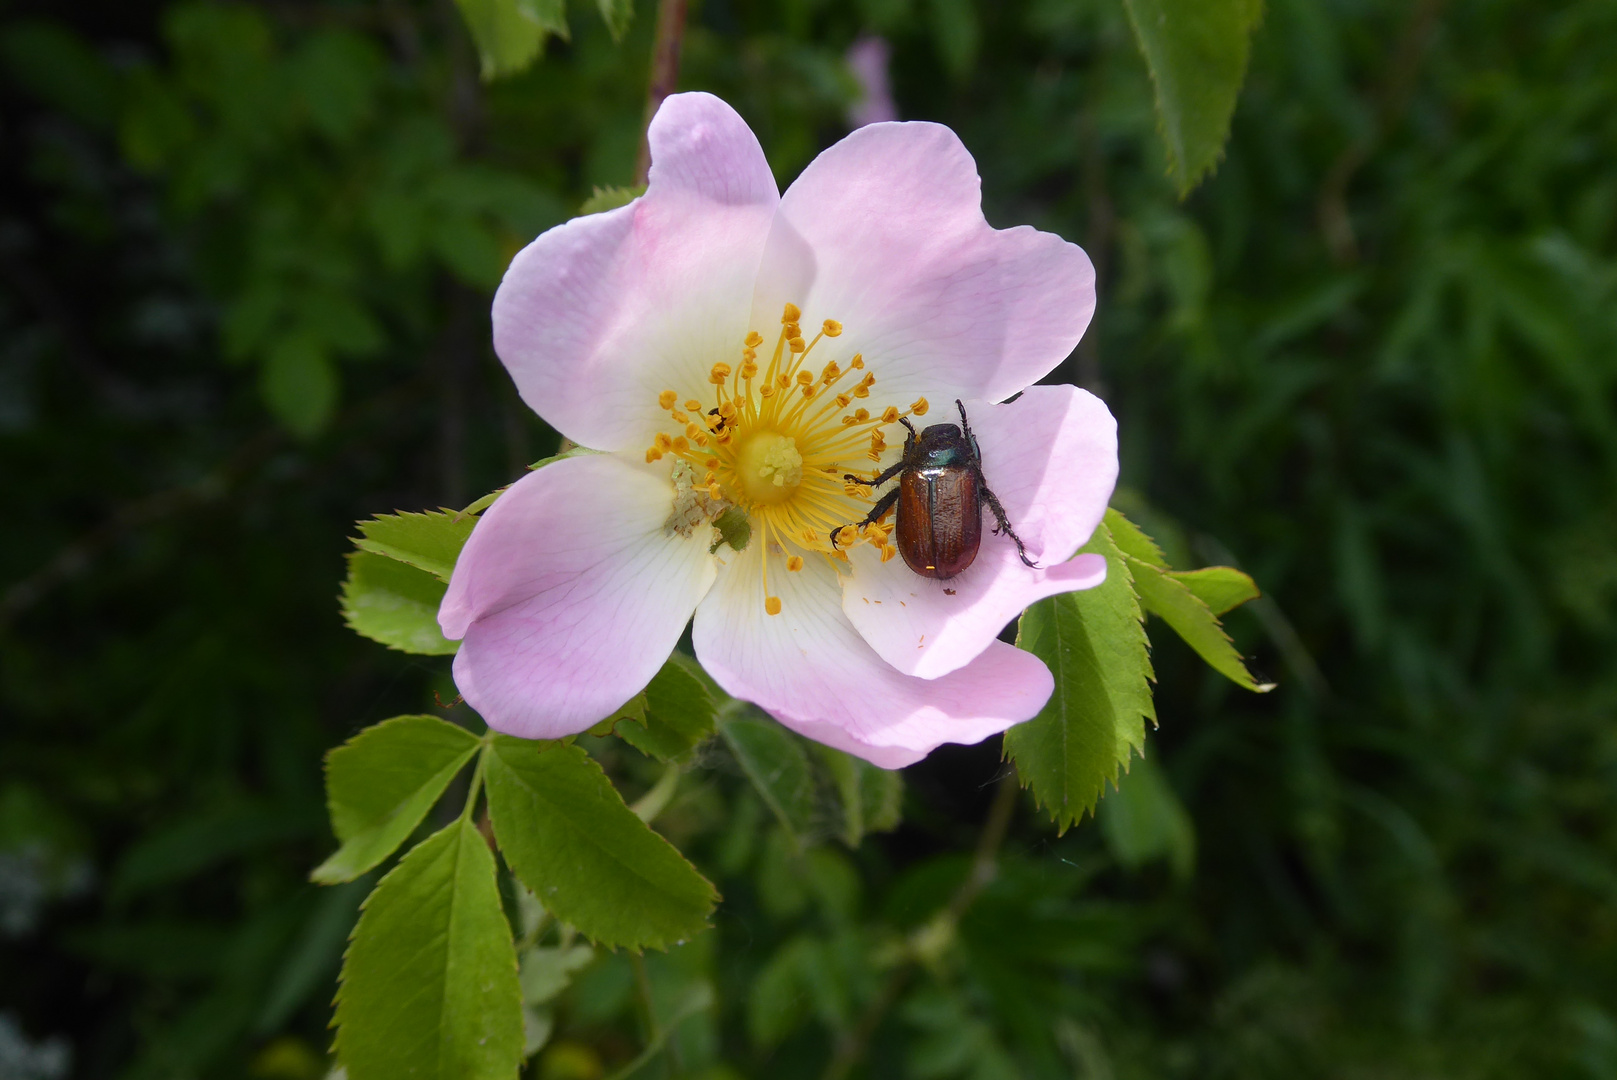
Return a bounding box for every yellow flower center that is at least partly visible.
[645,303,930,614]
[734,431,803,503]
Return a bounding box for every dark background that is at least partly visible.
[4,0,1616,1077]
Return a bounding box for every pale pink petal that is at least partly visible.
[440,453,717,739]
[492,92,778,452]
[692,548,1053,768]
[842,386,1118,679]
[749,122,1094,406]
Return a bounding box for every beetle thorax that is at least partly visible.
[642,302,930,615]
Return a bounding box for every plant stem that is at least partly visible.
[819,770,1021,1080]
[634,0,690,185]
[459,743,490,825]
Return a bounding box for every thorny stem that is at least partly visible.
[819,770,1022,1080]
[634,0,690,185]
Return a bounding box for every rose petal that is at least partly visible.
[441,453,717,739]
[492,92,779,452]
[750,121,1095,405]
[842,386,1118,678]
[692,546,1053,768]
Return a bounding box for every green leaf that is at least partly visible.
[1121,0,1263,195]
[260,334,338,437]
[1005,521,1155,832]
[718,708,819,847]
[615,653,717,761]
[452,0,566,81]
[340,552,459,656]
[594,0,633,42]
[1129,559,1273,692]
[1171,565,1260,615]
[312,716,481,884]
[577,184,643,216]
[1105,507,1169,569]
[354,510,478,582]
[519,944,594,1005]
[484,738,717,950]
[809,744,903,848]
[1098,755,1195,880]
[333,818,523,1080]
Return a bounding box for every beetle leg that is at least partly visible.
[844,458,907,488]
[830,487,900,551]
[978,477,1038,568]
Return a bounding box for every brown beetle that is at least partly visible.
[832,400,1035,580]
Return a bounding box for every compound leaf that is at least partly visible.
[334,818,522,1080]
[615,653,717,762]
[313,716,481,884]
[1130,560,1273,692]
[595,0,633,41]
[340,551,458,656]
[1172,565,1260,615]
[452,0,566,80]
[1006,521,1154,832]
[1122,0,1263,195]
[353,510,477,582]
[485,738,716,951]
[809,743,903,848]
[718,708,818,847]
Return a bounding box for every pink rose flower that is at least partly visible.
[439,93,1117,768]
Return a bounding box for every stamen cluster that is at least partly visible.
[644,303,929,614]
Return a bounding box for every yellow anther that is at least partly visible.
[646,448,663,463]
[881,545,898,563]
[911,397,930,416]
[867,448,883,461]
[820,362,841,384]
[784,322,801,339]
[685,399,702,412]
[654,433,673,451]
[707,482,723,499]
[745,330,764,348]
[703,471,717,485]
[881,406,900,423]
[671,410,689,424]
[789,337,806,353]
[844,483,862,496]
[694,433,710,447]
[850,354,864,369]
[801,385,815,398]
[659,390,678,410]
[743,348,757,363]
[741,363,759,380]
[787,555,804,572]
[801,528,818,544]
[709,363,732,384]
[759,383,777,398]
[686,422,703,439]
[836,394,852,408]
[853,384,871,399]
[782,303,801,324]
[706,457,720,468]
[672,436,689,452]
[765,595,783,615]
[777,373,793,389]
[796,370,814,386]
[719,401,738,419]
[822,319,842,337]
[854,408,870,422]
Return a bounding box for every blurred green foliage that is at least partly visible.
[3,0,1616,1078]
